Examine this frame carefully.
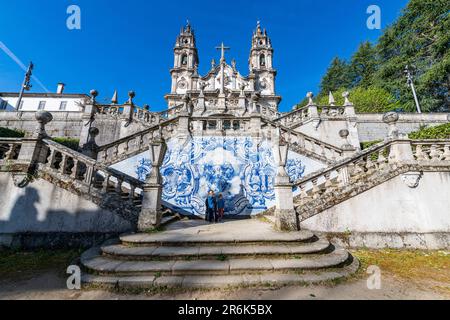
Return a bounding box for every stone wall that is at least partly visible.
[356,113,450,142]
[0,111,84,139]
[0,172,133,249]
[300,171,450,249]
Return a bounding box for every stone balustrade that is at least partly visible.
[96,118,178,166]
[275,105,349,128]
[191,117,251,133]
[262,120,343,163]
[412,140,450,162]
[96,104,124,116]
[42,139,144,200]
[0,138,23,163]
[294,139,450,205]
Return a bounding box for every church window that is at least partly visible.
[0,100,7,110]
[59,101,67,111]
[260,54,266,67]
[233,121,240,130]
[223,120,231,130]
[38,101,46,110]
[207,120,217,130]
[181,54,188,66]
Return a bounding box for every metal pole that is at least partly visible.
[405,65,422,114]
[15,62,33,110]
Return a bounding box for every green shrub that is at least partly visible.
[52,137,80,151]
[361,140,383,150]
[409,123,450,140]
[0,127,25,138]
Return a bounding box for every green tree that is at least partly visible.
[319,57,352,95]
[374,0,450,112]
[315,86,401,113]
[349,42,378,88]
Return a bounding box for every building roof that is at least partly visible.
[0,92,89,98]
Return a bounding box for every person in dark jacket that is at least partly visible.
[217,194,225,222]
[205,190,218,223]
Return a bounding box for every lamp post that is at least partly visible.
[404,65,422,114]
[15,62,34,111]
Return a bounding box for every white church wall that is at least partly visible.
[300,171,450,249]
[111,136,326,217]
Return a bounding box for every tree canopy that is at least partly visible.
[302,0,449,113]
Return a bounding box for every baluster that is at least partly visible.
[60,154,68,174]
[47,148,57,169]
[323,172,333,193]
[443,145,450,161]
[4,144,13,160]
[102,174,110,192]
[365,154,376,175]
[84,166,94,185]
[429,144,441,161]
[113,145,119,158]
[128,185,136,203]
[115,178,123,194]
[71,159,79,179]
[414,144,428,161]
[337,166,350,187]
[311,178,320,199]
[300,184,310,201]
[377,148,387,168]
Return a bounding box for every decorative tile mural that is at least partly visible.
[111,136,325,217]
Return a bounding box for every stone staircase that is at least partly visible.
[290,139,450,223]
[80,220,359,289]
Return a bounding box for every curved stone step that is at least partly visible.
[81,247,349,276]
[82,257,359,289]
[120,229,315,246]
[101,238,331,260]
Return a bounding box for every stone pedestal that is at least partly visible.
[274,180,297,231]
[389,139,415,163]
[138,182,163,231]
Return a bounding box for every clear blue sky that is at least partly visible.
[0,0,409,112]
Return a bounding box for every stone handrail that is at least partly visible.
[0,138,24,162]
[42,139,144,200]
[274,105,347,128]
[293,139,450,201]
[261,118,343,163]
[96,117,179,166]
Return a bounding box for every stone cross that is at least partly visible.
[215,42,230,63]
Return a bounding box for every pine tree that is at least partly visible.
[319,57,352,95]
[349,42,378,88]
[374,0,450,112]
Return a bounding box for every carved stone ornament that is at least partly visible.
[401,172,423,188]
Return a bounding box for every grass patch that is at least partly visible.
[352,249,449,292]
[144,226,166,234]
[52,137,80,151]
[0,249,82,279]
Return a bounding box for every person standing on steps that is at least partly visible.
[205,190,218,223]
[217,194,225,222]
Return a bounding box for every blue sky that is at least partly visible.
[0,0,409,112]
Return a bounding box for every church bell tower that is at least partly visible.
[249,22,276,95]
[170,22,199,95]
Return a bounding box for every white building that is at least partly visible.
[0,83,88,112]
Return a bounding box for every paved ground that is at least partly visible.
[0,270,447,300]
[0,219,448,300]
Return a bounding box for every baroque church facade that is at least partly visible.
[166,22,281,118]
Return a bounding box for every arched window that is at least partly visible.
[260,54,266,67]
[181,54,188,66]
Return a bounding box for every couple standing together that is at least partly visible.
[205,191,225,223]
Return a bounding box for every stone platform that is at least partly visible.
[81,219,359,289]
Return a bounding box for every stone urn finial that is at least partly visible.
[127,91,135,105]
[383,111,400,139]
[339,128,354,151]
[34,110,53,139]
[306,92,314,106]
[90,89,98,104]
[342,91,352,106]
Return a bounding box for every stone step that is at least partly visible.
[82,257,359,289]
[81,246,349,276]
[101,238,331,260]
[120,229,316,247]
